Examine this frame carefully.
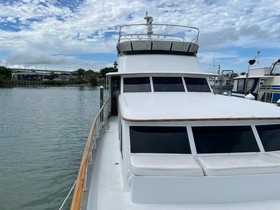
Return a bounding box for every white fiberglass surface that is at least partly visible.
[85,117,280,210]
[118,55,203,73]
[119,92,280,121]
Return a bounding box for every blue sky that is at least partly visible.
[0,0,279,73]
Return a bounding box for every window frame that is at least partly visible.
[122,75,212,93]
[255,124,280,152]
[152,76,186,92]
[129,125,191,154]
[126,122,280,155]
[184,77,211,92]
[192,125,260,154]
[123,76,152,93]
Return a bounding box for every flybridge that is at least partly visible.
[117,15,200,56]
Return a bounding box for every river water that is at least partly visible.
[0,87,103,210]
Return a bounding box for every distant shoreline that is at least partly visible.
[0,82,97,88]
[0,80,101,88]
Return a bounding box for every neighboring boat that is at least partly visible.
[232,58,280,102]
[209,70,235,94]
[69,15,280,210]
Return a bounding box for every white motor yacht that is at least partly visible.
[70,15,280,210]
[232,58,280,102]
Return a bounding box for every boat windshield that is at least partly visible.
[272,62,280,75]
[128,124,280,154]
[153,77,185,92]
[130,126,191,154]
[184,77,211,92]
[256,124,280,151]
[123,77,151,92]
[122,76,211,93]
[193,126,259,154]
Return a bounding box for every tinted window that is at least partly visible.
[232,80,238,92]
[184,77,211,92]
[123,77,151,92]
[153,77,185,92]
[130,126,191,154]
[256,125,280,151]
[193,126,259,154]
[237,79,245,93]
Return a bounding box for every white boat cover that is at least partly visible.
[197,154,280,176]
[130,154,204,176]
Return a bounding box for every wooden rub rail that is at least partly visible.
[70,98,110,210]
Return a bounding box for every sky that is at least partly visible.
[0,0,279,73]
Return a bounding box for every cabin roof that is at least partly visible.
[107,72,218,77]
[119,93,280,122]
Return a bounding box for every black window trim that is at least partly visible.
[184,77,211,93]
[122,76,213,93]
[129,125,191,154]
[192,125,260,154]
[255,124,280,152]
[127,123,280,155]
[122,76,152,93]
[152,76,186,92]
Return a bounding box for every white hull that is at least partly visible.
[86,117,280,210]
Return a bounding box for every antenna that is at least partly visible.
[248,51,260,66]
[256,51,260,64]
[144,12,153,37]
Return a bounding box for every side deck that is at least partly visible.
[86,116,280,210]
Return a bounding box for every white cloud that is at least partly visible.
[0,0,279,71]
[2,53,111,71]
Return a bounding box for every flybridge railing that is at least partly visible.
[70,97,110,210]
[118,24,200,44]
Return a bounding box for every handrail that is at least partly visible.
[118,23,200,44]
[70,98,110,210]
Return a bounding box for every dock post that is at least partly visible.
[100,86,104,123]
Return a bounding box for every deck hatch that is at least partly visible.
[256,124,280,152]
[192,126,259,154]
[130,126,191,154]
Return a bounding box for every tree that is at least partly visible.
[48,72,59,80]
[99,67,117,78]
[88,75,98,86]
[0,66,12,79]
[77,68,86,78]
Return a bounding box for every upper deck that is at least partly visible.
[116,21,203,74]
[117,23,199,56]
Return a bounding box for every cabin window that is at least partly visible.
[237,79,245,93]
[130,126,191,154]
[152,77,185,92]
[256,125,280,152]
[184,77,211,92]
[193,126,259,154]
[123,77,151,92]
[272,63,280,75]
[232,80,238,92]
[111,76,121,116]
[246,79,256,93]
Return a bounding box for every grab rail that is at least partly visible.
[70,98,110,210]
[119,23,200,44]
